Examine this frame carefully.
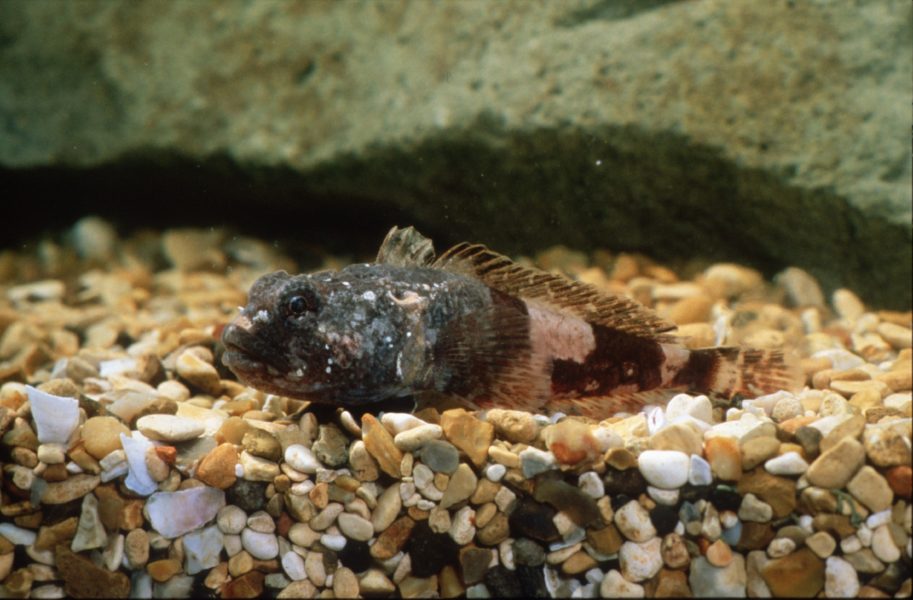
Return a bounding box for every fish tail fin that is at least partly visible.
[678,347,804,398]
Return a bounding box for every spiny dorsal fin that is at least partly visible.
[376,226,436,267]
[433,242,678,341]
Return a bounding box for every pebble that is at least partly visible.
[614,500,657,543]
[280,551,306,581]
[136,414,204,442]
[863,425,912,467]
[689,554,747,597]
[183,524,222,574]
[338,512,374,541]
[805,530,837,558]
[637,450,690,489]
[174,349,222,395]
[393,423,442,451]
[619,537,663,582]
[241,528,278,560]
[825,556,860,598]
[705,436,743,481]
[440,463,478,509]
[600,569,645,597]
[760,548,824,597]
[764,451,809,476]
[80,416,129,460]
[144,486,226,539]
[239,450,280,481]
[665,393,713,423]
[440,409,494,468]
[485,408,538,443]
[870,524,901,563]
[847,465,894,512]
[361,414,403,478]
[125,529,150,568]
[71,493,107,552]
[767,537,796,558]
[416,439,461,473]
[706,539,733,567]
[519,446,557,477]
[688,454,713,486]
[195,443,238,489]
[0,523,37,546]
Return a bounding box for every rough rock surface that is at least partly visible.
[0,0,909,307]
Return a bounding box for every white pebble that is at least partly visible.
[217,505,248,535]
[485,463,507,482]
[825,556,859,598]
[688,454,713,486]
[26,385,79,444]
[619,538,663,582]
[578,471,604,499]
[767,537,795,558]
[0,523,37,545]
[764,452,808,476]
[241,528,279,560]
[638,450,689,489]
[871,524,901,562]
[282,551,307,581]
[284,444,321,474]
[665,393,713,424]
[646,486,679,506]
[320,533,347,551]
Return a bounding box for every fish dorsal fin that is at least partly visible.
[433,242,678,341]
[376,226,436,267]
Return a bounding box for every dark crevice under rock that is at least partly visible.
[2,123,909,309]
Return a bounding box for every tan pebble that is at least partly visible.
[849,388,884,412]
[370,516,415,560]
[147,558,182,582]
[487,444,520,468]
[469,478,500,505]
[361,414,403,478]
[228,550,253,577]
[650,421,703,456]
[605,447,638,470]
[677,323,716,348]
[144,446,170,482]
[666,294,714,325]
[204,562,229,590]
[40,474,100,505]
[333,566,359,599]
[587,524,624,556]
[737,469,797,519]
[485,409,538,443]
[805,437,865,489]
[476,512,510,546]
[195,443,238,489]
[544,419,601,466]
[846,466,894,513]
[348,440,380,482]
[562,550,597,575]
[705,539,733,567]
[216,416,254,445]
[34,517,78,551]
[819,415,865,453]
[175,349,222,395]
[877,322,912,349]
[875,369,912,392]
[705,437,742,481]
[440,409,494,468]
[124,528,150,568]
[804,531,836,559]
[80,416,129,460]
[833,289,865,321]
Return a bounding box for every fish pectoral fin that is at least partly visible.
[433,241,678,341]
[543,389,682,420]
[376,226,437,267]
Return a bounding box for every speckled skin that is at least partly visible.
[222,264,500,406]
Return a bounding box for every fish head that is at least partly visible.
[221,267,413,405]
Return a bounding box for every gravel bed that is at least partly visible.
[0,217,910,598]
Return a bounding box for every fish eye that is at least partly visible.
[287,290,318,315]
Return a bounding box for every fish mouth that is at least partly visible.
[221,323,287,374]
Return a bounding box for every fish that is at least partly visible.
[221,226,803,419]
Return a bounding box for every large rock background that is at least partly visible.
[1,0,910,308]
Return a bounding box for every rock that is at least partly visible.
[736,469,796,519]
[284,444,321,474]
[614,500,657,543]
[71,493,107,552]
[440,409,494,468]
[241,528,278,560]
[706,539,733,567]
[847,465,894,513]
[619,537,663,582]
[805,531,837,559]
[544,419,601,466]
[240,424,280,459]
[825,556,860,598]
[650,421,704,455]
[136,414,204,442]
[760,547,824,598]
[776,267,825,307]
[80,416,129,460]
[56,545,130,598]
[119,432,158,496]
[144,486,226,538]
[485,408,538,443]
[281,550,306,581]
[863,425,912,467]
[689,554,746,598]
[637,450,690,489]
[175,349,222,395]
[125,528,150,568]
[870,524,901,563]
[239,450,280,481]
[705,436,743,481]
[183,524,222,574]
[221,570,264,599]
[371,484,403,533]
[416,439,461,474]
[195,442,239,489]
[509,498,560,543]
[26,385,78,444]
[348,440,380,481]
[361,413,403,478]
[0,523,37,546]
[885,465,912,498]
[740,436,781,470]
[689,454,713,486]
[370,515,415,560]
[338,512,374,542]
[440,463,478,509]
[394,423,442,451]
[764,451,809,476]
[217,505,248,535]
[105,389,176,426]
[519,446,558,477]
[600,569,645,597]
[665,394,713,423]
[661,533,690,569]
[311,424,349,467]
[41,473,100,504]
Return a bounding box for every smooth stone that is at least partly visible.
[689,454,713,486]
[81,416,129,460]
[337,512,374,542]
[281,550,307,581]
[847,465,894,513]
[600,569,645,597]
[650,422,703,456]
[195,443,238,489]
[637,450,690,489]
[805,436,866,489]
[241,528,279,560]
[736,469,796,519]
[870,524,901,563]
[247,510,275,533]
[125,529,150,568]
[440,463,478,509]
[136,414,204,442]
[239,450,280,481]
[440,409,494,468]
[619,537,663,582]
[175,349,222,395]
[519,446,557,478]
[0,523,37,545]
[764,451,809,476]
[864,425,913,467]
[825,555,859,598]
[40,474,100,505]
[144,486,226,539]
[417,439,461,474]
[119,433,158,496]
[760,547,824,598]
[614,500,657,543]
[393,423,442,451]
[284,444,321,474]
[27,385,79,444]
[665,393,713,424]
[311,424,348,467]
[371,484,403,533]
[689,554,747,597]
[361,414,403,478]
[288,522,321,548]
[217,505,248,535]
[740,436,781,471]
[577,471,604,499]
[183,524,223,575]
[705,436,743,481]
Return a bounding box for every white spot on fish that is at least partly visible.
[396,352,403,379]
[327,358,333,365]
[325,366,332,374]
[595,159,602,166]
[253,309,270,324]
[362,290,376,302]
[383,336,391,343]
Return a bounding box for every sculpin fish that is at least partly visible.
[221,227,802,418]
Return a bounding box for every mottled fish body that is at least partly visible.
[222,227,801,418]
